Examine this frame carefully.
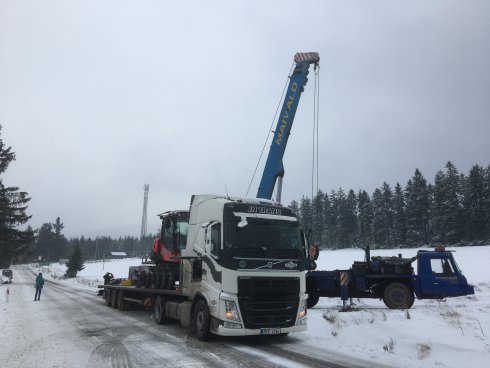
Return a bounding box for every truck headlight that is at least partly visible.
[298,299,307,319]
[224,300,241,322]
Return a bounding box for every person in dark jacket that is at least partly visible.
[34,272,44,301]
[103,272,114,285]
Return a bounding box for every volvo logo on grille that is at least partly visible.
[239,260,246,268]
[285,262,298,269]
[267,262,273,268]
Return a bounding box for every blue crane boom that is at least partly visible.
[256,52,320,202]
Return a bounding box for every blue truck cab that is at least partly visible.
[414,249,475,299]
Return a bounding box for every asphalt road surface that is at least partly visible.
[4,267,367,368]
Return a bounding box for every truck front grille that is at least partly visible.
[237,277,300,329]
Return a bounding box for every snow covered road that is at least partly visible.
[1,267,359,368]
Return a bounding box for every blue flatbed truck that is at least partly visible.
[306,246,475,309]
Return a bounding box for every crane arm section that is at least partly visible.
[256,52,320,201]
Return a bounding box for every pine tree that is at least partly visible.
[322,192,335,248]
[442,162,464,243]
[345,189,358,247]
[35,223,54,261]
[431,170,446,243]
[357,190,373,248]
[299,196,313,234]
[464,165,488,241]
[52,217,68,259]
[405,169,430,246]
[0,125,34,267]
[312,190,325,245]
[484,165,490,239]
[392,183,406,246]
[65,242,85,278]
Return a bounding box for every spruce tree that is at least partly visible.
[65,242,85,278]
[464,165,488,241]
[299,196,313,235]
[52,217,68,259]
[357,190,373,248]
[442,161,464,243]
[312,190,325,245]
[392,183,406,247]
[345,189,358,247]
[405,169,430,246]
[35,222,54,261]
[321,193,334,248]
[0,125,34,267]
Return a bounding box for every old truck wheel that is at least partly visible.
[383,282,414,309]
[111,288,119,309]
[165,272,174,290]
[153,296,168,324]
[117,290,127,311]
[193,299,211,341]
[105,289,112,307]
[307,292,320,309]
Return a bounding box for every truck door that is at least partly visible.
[419,254,468,297]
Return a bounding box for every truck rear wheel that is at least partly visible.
[105,289,112,307]
[117,290,127,311]
[153,295,168,324]
[307,292,320,309]
[193,299,211,341]
[383,282,414,309]
[111,288,119,309]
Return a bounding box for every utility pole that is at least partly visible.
[140,184,149,259]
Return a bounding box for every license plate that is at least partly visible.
[260,328,281,335]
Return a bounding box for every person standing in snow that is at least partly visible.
[103,272,114,285]
[34,272,44,301]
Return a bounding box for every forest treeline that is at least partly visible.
[289,161,490,249]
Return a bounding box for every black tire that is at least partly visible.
[307,293,320,309]
[111,288,118,309]
[193,299,211,341]
[153,295,168,324]
[105,289,112,307]
[158,274,166,289]
[117,290,127,311]
[165,272,174,290]
[383,282,414,309]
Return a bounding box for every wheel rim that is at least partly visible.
[196,308,206,332]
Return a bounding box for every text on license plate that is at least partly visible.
[260,328,281,335]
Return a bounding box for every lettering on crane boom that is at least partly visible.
[275,82,298,146]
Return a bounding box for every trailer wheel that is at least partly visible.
[153,295,168,324]
[117,290,127,311]
[165,272,174,290]
[193,299,211,341]
[111,288,119,309]
[105,289,112,307]
[383,282,414,309]
[307,292,320,309]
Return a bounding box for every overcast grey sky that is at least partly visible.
[1,1,489,238]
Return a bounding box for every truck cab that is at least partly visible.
[181,194,308,338]
[415,249,475,298]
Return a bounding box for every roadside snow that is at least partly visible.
[1,246,489,368]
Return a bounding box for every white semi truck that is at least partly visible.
[100,194,308,340]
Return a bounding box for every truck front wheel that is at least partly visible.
[383,282,414,309]
[307,292,320,309]
[153,295,168,324]
[193,300,211,341]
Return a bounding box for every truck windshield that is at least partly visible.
[175,220,188,250]
[223,218,304,259]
